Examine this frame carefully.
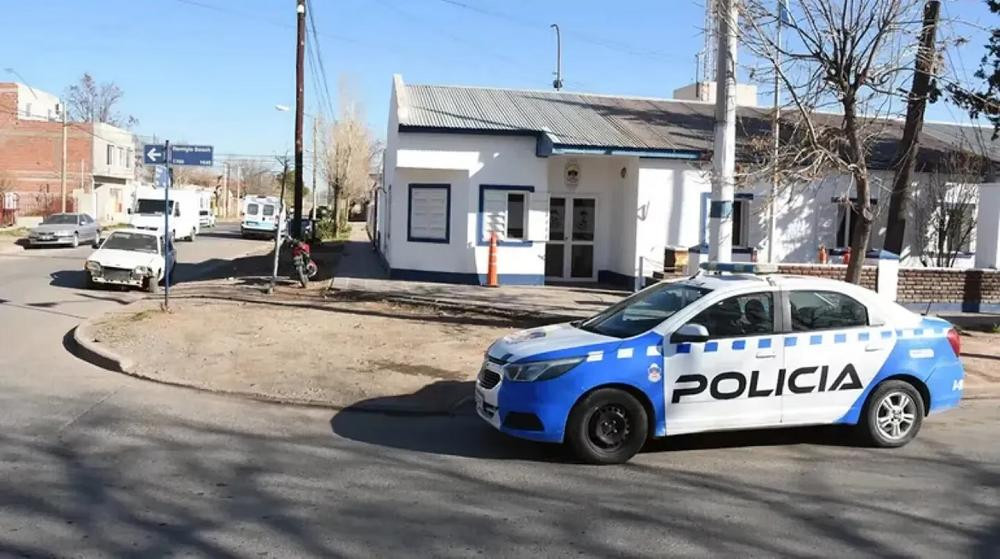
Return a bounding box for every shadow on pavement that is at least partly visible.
[330,380,567,462]
[49,269,89,288]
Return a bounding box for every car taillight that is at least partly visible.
[946,328,961,356]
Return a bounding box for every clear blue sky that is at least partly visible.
[1,0,995,168]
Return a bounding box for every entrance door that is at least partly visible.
[545,197,597,281]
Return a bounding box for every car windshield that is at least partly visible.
[136,199,174,215]
[42,214,77,225]
[578,282,711,338]
[102,232,159,254]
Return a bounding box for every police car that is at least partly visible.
[475,262,965,464]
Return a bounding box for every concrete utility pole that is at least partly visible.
[60,105,67,213]
[292,0,306,238]
[767,1,784,263]
[883,0,941,256]
[223,163,230,218]
[550,24,563,90]
[709,0,737,262]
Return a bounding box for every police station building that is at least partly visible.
[373,74,1000,287]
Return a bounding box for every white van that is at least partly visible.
[130,187,201,242]
[241,195,285,239]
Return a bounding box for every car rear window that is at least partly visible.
[246,203,259,215]
[789,290,869,330]
[262,205,275,217]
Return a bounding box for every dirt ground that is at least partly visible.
[92,297,528,410]
[956,330,1000,398]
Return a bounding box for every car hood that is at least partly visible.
[487,322,620,363]
[30,224,75,234]
[88,248,161,269]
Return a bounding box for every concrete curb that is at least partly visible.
[68,299,469,416]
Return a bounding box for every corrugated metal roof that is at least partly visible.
[400,83,998,164]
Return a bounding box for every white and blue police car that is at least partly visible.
[475,262,965,464]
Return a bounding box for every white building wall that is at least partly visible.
[975,182,1000,269]
[91,122,136,180]
[387,131,548,282]
[15,83,62,121]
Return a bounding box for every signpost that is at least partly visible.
[142,142,213,311]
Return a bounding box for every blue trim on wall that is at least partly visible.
[407,183,451,244]
[390,268,544,286]
[901,301,1000,314]
[477,184,536,247]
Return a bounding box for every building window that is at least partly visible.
[835,198,877,249]
[481,186,533,244]
[106,145,114,165]
[944,204,975,254]
[732,199,750,248]
[407,184,450,243]
[506,193,525,240]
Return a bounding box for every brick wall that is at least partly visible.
[777,263,878,291]
[897,268,1000,304]
[0,89,94,215]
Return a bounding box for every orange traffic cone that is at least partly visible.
[842,246,852,266]
[486,231,499,287]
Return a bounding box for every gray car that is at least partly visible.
[27,213,101,248]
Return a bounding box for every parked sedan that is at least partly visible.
[27,213,100,248]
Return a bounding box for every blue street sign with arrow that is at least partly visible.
[143,144,166,165]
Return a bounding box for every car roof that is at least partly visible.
[108,228,161,238]
[676,272,873,295]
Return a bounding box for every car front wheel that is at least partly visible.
[860,380,924,448]
[566,388,648,465]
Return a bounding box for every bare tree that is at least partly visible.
[320,83,379,229]
[912,146,991,267]
[740,0,925,283]
[64,73,138,128]
[232,159,278,197]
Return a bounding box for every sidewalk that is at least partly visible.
[329,224,627,320]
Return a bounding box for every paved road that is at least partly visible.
[1,225,998,557]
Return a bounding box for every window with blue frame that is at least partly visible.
[408,184,450,243]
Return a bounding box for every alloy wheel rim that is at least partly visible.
[588,404,631,450]
[875,391,917,440]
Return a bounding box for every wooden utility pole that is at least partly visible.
[883,0,941,256]
[311,117,318,220]
[292,0,306,238]
[709,0,737,262]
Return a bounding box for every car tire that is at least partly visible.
[71,234,79,248]
[859,380,924,448]
[566,388,648,465]
[144,275,159,294]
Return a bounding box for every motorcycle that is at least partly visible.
[288,237,318,287]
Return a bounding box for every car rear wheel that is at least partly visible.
[860,380,924,448]
[566,388,648,465]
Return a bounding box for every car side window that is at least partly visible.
[687,292,775,338]
[789,290,868,331]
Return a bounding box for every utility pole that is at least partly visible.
[883,0,941,256]
[223,163,230,218]
[766,1,784,263]
[311,116,318,221]
[292,0,306,239]
[709,0,737,262]
[550,24,563,90]
[60,105,67,212]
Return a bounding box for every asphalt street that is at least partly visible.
[0,224,998,557]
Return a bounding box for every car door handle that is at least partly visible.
[864,344,882,352]
[756,351,776,359]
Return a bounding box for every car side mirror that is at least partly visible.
[671,323,710,344]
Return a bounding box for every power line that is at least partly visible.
[306,0,336,118]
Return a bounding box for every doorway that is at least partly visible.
[545,196,597,281]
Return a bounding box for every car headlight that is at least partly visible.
[85,260,102,273]
[133,266,152,276]
[503,357,584,382]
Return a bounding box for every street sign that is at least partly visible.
[169,145,213,166]
[142,144,214,166]
[143,144,166,165]
[153,165,169,188]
